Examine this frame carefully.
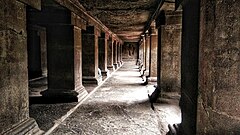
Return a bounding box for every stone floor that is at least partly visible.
[30,61,181,135]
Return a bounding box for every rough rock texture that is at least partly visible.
[78,0,160,42]
[0,0,29,133]
[122,42,138,61]
[160,25,181,92]
[160,12,182,93]
[197,0,240,134]
[148,25,158,80]
[0,1,41,134]
[145,34,150,76]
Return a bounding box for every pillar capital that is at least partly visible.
[150,21,158,35]
[71,12,87,30]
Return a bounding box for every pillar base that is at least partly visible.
[113,63,118,69]
[120,61,123,65]
[101,69,110,77]
[2,118,44,135]
[107,65,115,71]
[147,77,157,82]
[144,70,150,76]
[41,86,88,102]
[83,76,102,85]
[117,62,122,67]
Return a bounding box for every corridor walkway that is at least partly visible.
[32,61,181,135]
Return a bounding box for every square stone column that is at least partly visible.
[148,22,158,82]
[160,11,182,93]
[27,25,47,79]
[142,35,146,71]
[41,25,87,101]
[27,3,88,102]
[113,40,118,69]
[120,43,123,64]
[179,1,199,135]
[117,42,121,67]
[144,33,150,76]
[107,37,115,71]
[140,36,146,75]
[82,26,102,85]
[0,1,42,134]
[99,33,109,76]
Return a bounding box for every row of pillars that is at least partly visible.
[27,2,124,101]
[0,0,123,134]
[140,0,240,134]
[138,10,182,93]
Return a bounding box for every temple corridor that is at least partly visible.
[1,0,239,135]
[31,61,180,135]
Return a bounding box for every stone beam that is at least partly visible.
[54,0,123,43]
[17,0,41,10]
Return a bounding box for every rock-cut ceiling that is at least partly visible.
[78,0,163,42]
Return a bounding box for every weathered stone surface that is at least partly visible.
[78,0,160,42]
[148,24,158,81]
[145,34,150,76]
[18,0,41,10]
[197,0,240,134]
[161,24,181,92]
[0,1,41,134]
[82,26,102,85]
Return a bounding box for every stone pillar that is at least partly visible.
[138,40,144,72]
[120,43,123,64]
[138,37,145,75]
[28,3,88,101]
[113,40,118,69]
[179,1,199,134]
[98,33,109,76]
[157,29,161,87]
[144,33,150,76]
[41,25,87,101]
[197,0,240,134]
[142,35,146,71]
[156,10,166,92]
[117,42,121,67]
[160,11,182,92]
[27,25,47,79]
[0,1,42,134]
[82,26,102,85]
[148,22,158,82]
[107,37,115,71]
[40,27,47,77]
